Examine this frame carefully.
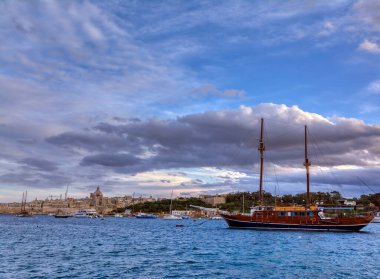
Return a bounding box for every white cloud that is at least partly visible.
[192,84,246,99]
[367,80,380,93]
[358,39,380,53]
[318,21,336,36]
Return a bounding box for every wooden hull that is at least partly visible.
[221,213,373,232]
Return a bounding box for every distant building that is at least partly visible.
[338,198,356,206]
[200,195,226,206]
[0,186,158,215]
[90,186,104,207]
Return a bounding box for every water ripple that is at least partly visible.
[0,216,379,278]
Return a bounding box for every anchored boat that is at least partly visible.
[372,212,380,223]
[221,118,374,232]
[16,191,32,217]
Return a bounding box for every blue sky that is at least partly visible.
[1,0,380,201]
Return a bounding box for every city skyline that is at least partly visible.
[1,0,380,202]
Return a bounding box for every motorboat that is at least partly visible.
[135,213,157,219]
[163,214,182,220]
[54,209,72,218]
[74,209,99,218]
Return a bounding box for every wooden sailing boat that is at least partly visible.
[16,191,32,217]
[220,118,374,232]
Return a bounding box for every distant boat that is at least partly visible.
[210,216,223,220]
[372,212,380,223]
[135,213,157,219]
[220,118,374,232]
[114,213,123,218]
[74,209,99,218]
[181,215,191,219]
[163,190,182,220]
[54,209,72,218]
[16,191,32,217]
[163,214,182,220]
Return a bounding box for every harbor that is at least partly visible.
[2,0,380,277]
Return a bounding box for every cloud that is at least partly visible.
[47,104,380,191]
[81,153,141,167]
[0,172,70,189]
[317,21,336,37]
[367,80,380,93]
[353,0,380,31]
[358,39,380,53]
[192,84,246,99]
[2,103,380,198]
[19,158,58,172]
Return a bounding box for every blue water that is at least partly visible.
[0,215,379,279]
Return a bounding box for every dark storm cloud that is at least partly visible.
[81,153,142,167]
[19,158,58,172]
[46,131,145,154]
[43,104,380,194]
[47,105,380,174]
[0,172,71,189]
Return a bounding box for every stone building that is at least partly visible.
[0,187,157,215]
[200,195,226,206]
[90,186,104,207]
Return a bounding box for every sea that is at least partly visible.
[0,215,379,279]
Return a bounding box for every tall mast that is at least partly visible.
[258,118,265,207]
[304,125,311,207]
[21,192,25,211]
[169,189,173,214]
[25,193,27,210]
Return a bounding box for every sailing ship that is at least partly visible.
[220,118,374,232]
[16,191,32,217]
[163,190,182,220]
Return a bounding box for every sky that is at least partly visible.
[1,0,380,202]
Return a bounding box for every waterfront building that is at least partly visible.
[0,187,157,215]
[199,195,226,206]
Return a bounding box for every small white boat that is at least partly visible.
[162,190,182,220]
[372,212,380,223]
[114,214,123,218]
[163,214,182,220]
[210,215,223,220]
[74,209,99,218]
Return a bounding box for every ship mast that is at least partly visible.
[258,118,265,208]
[21,192,25,211]
[304,125,311,208]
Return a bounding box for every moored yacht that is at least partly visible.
[135,213,157,219]
[163,214,182,220]
[162,190,182,220]
[74,209,99,218]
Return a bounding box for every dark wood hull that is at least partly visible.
[221,214,373,232]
